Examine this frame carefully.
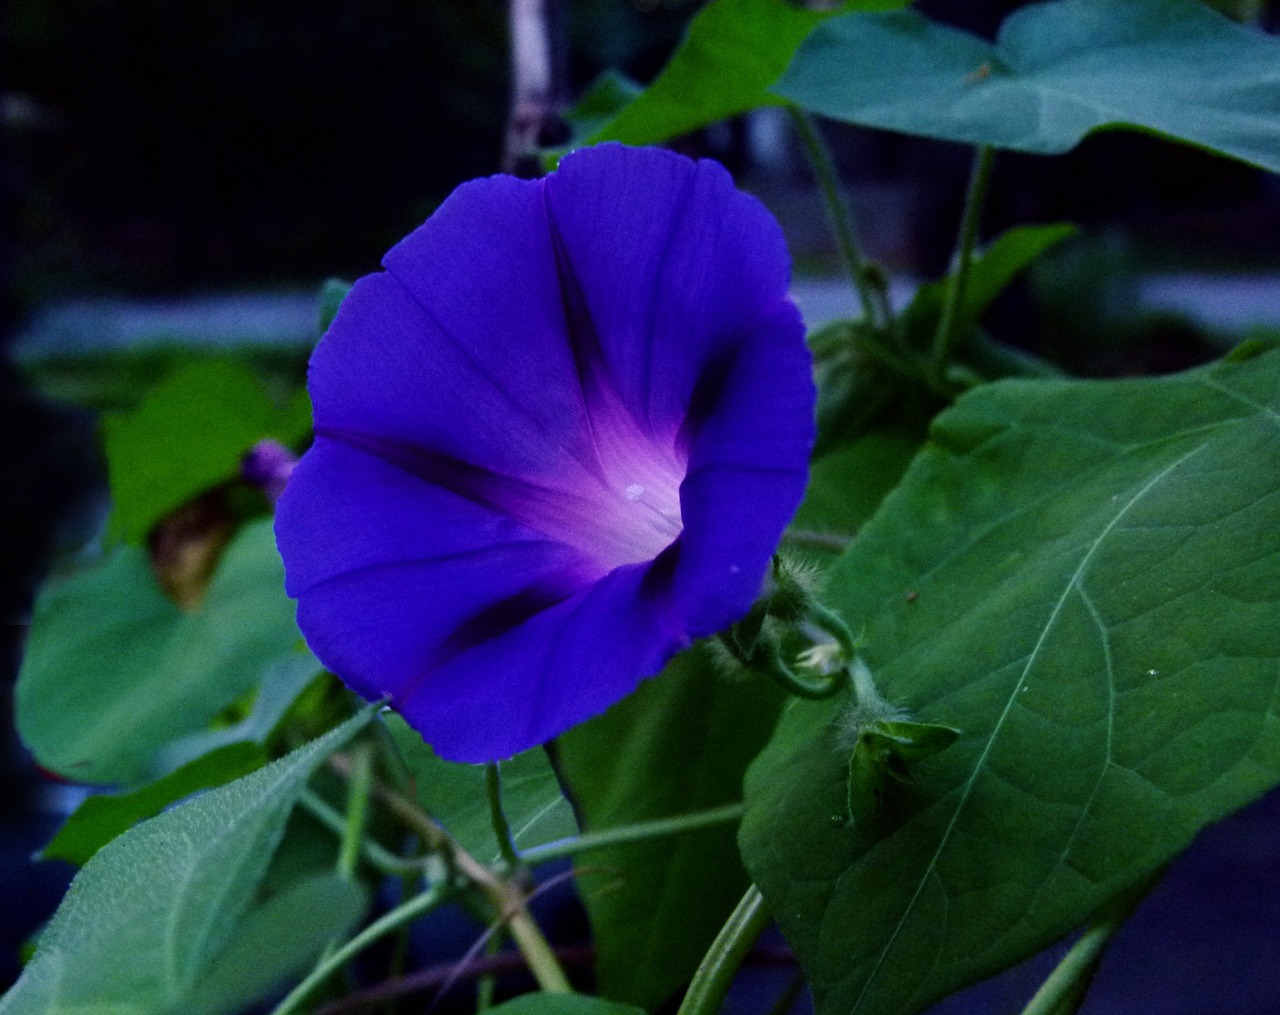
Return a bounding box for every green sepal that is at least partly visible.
[848,720,962,822]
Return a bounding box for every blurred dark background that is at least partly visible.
[3,0,1280,1010]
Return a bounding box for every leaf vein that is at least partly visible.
[848,445,1202,1012]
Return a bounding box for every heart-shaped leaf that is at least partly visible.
[590,0,906,147]
[742,347,1280,1014]
[777,0,1280,173]
[17,519,307,784]
[0,709,373,1015]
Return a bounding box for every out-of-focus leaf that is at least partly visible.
[317,277,353,334]
[742,348,1280,1014]
[41,742,267,867]
[385,715,576,864]
[590,0,906,147]
[153,652,326,773]
[777,0,1280,173]
[103,359,309,542]
[565,70,644,143]
[556,647,784,1010]
[0,709,373,1015]
[17,519,304,784]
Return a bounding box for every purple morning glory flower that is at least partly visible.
[275,143,814,762]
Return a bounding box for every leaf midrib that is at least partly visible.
[847,445,1205,1013]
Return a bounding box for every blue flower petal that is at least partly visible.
[277,144,814,761]
[396,559,686,761]
[543,145,797,438]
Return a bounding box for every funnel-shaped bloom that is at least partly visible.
[276,144,814,761]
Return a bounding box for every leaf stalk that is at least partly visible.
[787,105,883,328]
[676,883,772,1015]
[516,802,745,867]
[931,144,995,381]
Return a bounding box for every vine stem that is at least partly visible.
[516,802,745,867]
[787,105,881,327]
[337,743,373,880]
[486,761,522,870]
[1019,922,1119,1015]
[676,884,772,1015]
[931,144,995,382]
[268,882,450,1015]
[1018,879,1153,1015]
[330,754,573,995]
[298,790,420,877]
[781,528,854,553]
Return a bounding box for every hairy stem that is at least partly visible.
[312,947,597,1015]
[299,790,419,878]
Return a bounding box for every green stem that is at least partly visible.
[477,929,504,1011]
[337,743,373,881]
[931,144,995,382]
[486,761,522,870]
[676,884,772,1015]
[268,882,449,1015]
[1019,922,1117,1015]
[384,863,418,1015]
[299,790,419,878]
[848,658,890,713]
[805,601,858,662]
[787,105,881,327]
[517,802,745,867]
[1019,880,1152,1015]
[357,766,571,994]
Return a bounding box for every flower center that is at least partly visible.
[609,464,684,564]
[567,422,684,572]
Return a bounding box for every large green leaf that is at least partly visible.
[17,519,306,784]
[385,715,577,864]
[151,652,325,773]
[41,742,267,867]
[741,347,1280,1014]
[556,648,784,1010]
[590,0,904,147]
[777,0,1280,174]
[103,358,309,543]
[0,709,373,1015]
